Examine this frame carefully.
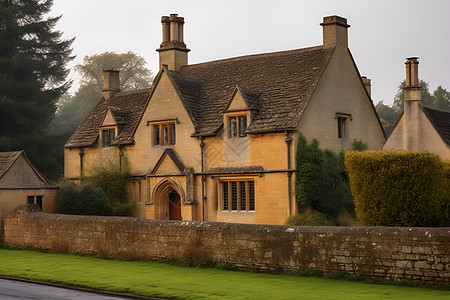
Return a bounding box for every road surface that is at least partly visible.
[0,278,141,299]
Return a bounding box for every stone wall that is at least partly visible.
[4,206,449,285]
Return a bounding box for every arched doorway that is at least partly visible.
[168,190,181,220]
[152,178,185,220]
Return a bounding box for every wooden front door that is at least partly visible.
[169,191,181,220]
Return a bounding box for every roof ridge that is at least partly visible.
[181,45,324,69]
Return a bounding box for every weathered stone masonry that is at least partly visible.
[4,206,449,284]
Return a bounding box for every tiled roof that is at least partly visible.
[0,150,52,187]
[423,106,450,146]
[0,151,22,178]
[175,45,335,135]
[66,45,334,147]
[65,89,151,148]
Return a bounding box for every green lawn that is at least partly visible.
[0,248,448,299]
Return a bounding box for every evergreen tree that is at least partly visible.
[433,85,450,111]
[0,0,74,180]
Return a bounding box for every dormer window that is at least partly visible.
[102,128,115,147]
[228,115,247,138]
[153,122,176,146]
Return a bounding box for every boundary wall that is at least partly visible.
[3,206,449,285]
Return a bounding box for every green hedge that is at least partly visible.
[295,134,353,218]
[57,184,113,216]
[345,151,446,226]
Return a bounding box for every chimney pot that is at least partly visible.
[157,14,190,71]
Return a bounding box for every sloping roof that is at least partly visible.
[66,45,334,147]
[65,89,151,148]
[423,106,450,146]
[0,150,52,187]
[0,151,22,178]
[172,45,335,135]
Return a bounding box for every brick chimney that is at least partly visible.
[361,76,371,98]
[157,14,190,71]
[102,70,120,100]
[320,15,350,48]
[403,57,421,152]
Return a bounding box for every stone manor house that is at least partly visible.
[64,15,385,225]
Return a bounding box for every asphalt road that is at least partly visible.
[0,278,139,299]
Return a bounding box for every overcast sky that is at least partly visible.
[50,0,450,105]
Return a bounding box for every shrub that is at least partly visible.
[58,184,113,216]
[285,210,336,226]
[352,139,368,151]
[84,152,134,216]
[295,134,353,218]
[441,162,450,226]
[345,151,445,226]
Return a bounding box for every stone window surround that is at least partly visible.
[217,176,256,212]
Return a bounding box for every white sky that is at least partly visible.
[50,0,450,105]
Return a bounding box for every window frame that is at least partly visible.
[336,113,352,140]
[151,120,177,146]
[219,179,255,212]
[101,127,116,148]
[226,112,249,139]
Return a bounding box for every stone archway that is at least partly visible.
[152,178,185,220]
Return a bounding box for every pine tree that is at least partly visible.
[0,0,74,179]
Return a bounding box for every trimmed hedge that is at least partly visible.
[345,151,446,226]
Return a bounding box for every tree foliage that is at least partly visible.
[75,51,153,92]
[0,0,74,180]
[51,51,153,136]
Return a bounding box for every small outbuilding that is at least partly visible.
[0,151,57,216]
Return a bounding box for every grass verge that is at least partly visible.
[0,248,448,299]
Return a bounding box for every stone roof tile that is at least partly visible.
[66,45,334,147]
[423,106,450,146]
[65,89,151,148]
[0,151,22,178]
[176,45,334,135]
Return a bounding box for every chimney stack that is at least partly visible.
[403,57,421,152]
[320,15,350,48]
[404,57,421,102]
[102,70,120,100]
[157,13,190,71]
[361,76,371,98]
